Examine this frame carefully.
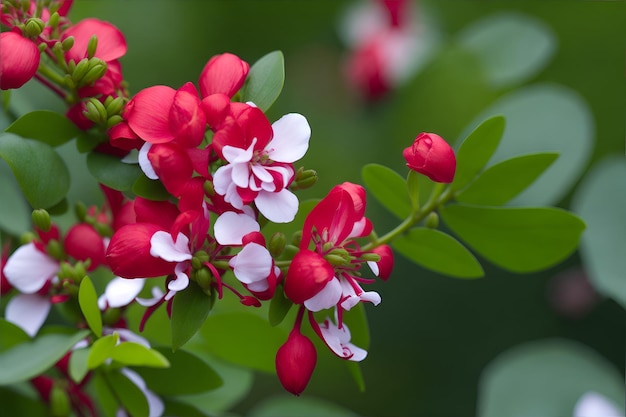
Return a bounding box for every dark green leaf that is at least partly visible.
[132,173,170,201]
[240,50,285,112]
[110,342,170,368]
[92,372,119,417]
[0,133,70,208]
[86,151,142,191]
[102,369,150,417]
[406,170,420,210]
[0,319,30,351]
[0,160,31,235]
[5,110,80,147]
[440,204,585,273]
[393,228,484,278]
[171,283,214,350]
[0,387,47,417]
[362,164,412,219]
[249,395,359,417]
[456,152,558,206]
[0,330,89,385]
[163,399,212,417]
[200,311,288,373]
[451,115,505,192]
[87,333,119,369]
[134,347,222,395]
[269,287,293,327]
[68,347,90,383]
[78,276,102,337]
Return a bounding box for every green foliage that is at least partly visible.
[87,333,119,369]
[101,369,150,417]
[269,287,293,327]
[240,50,285,112]
[440,204,585,273]
[393,228,484,278]
[0,133,70,209]
[0,319,30,351]
[456,152,559,205]
[0,160,31,235]
[68,347,90,383]
[5,110,80,147]
[110,342,170,368]
[249,395,359,417]
[362,164,412,219]
[86,151,142,191]
[78,275,103,337]
[0,330,89,385]
[171,283,215,351]
[132,173,170,201]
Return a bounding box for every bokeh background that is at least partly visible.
[5,1,625,416]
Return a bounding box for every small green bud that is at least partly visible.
[328,247,350,262]
[71,58,90,83]
[269,232,287,258]
[282,244,299,259]
[73,263,88,281]
[94,223,113,238]
[38,42,47,53]
[86,35,98,59]
[290,231,302,248]
[322,241,334,253]
[20,231,37,245]
[203,179,215,196]
[24,18,46,38]
[104,96,125,117]
[74,201,87,222]
[48,12,60,29]
[32,209,51,232]
[47,239,66,261]
[361,252,381,263]
[291,168,318,191]
[58,262,74,280]
[80,61,107,86]
[83,98,108,124]
[103,308,122,327]
[196,267,213,291]
[50,384,71,417]
[63,74,75,90]
[425,212,439,229]
[61,36,74,52]
[106,115,124,129]
[325,254,348,267]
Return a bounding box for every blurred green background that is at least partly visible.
[13,1,626,416]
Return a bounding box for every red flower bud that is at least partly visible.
[199,53,249,98]
[369,244,394,281]
[275,328,317,396]
[0,31,41,90]
[64,223,106,270]
[403,132,456,183]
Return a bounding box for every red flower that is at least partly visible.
[403,132,456,183]
[64,223,107,270]
[63,18,127,63]
[0,31,40,90]
[199,53,249,98]
[275,321,317,396]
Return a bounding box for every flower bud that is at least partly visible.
[87,34,98,58]
[291,168,318,191]
[275,329,317,396]
[0,32,41,90]
[104,96,125,117]
[403,132,456,183]
[61,36,75,52]
[24,18,46,38]
[32,209,52,232]
[80,59,107,86]
[65,223,106,270]
[71,58,90,84]
[269,232,287,258]
[83,98,108,124]
[425,212,439,229]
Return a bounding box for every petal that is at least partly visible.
[149,231,191,262]
[222,140,255,164]
[213,165,234,195]
[168,263,190,292]
[138,142,158,179]
[125,85,176,143]
[304,278,342,312]
[4,243,58,293]
[102,277,146,309]
[136,287,165,307]
[266,113,311,162]
[231,162,252,188]
[574,392,624,417]
[120,369,165,417]
[214,212,260,245]
[231,243,272,284]
[63,18,127,62]
[255,189,299,223]
[6,294,51,337]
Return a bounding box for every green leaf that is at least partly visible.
[200,311,288,373]
[451,115,505,193]
[92,372,119,417]
[478,339,625,417]
[171,283,214,351]
[393,228,484,278]
[78,276,102,337]
[102,369,150,417]
[440,204,585,273]
[240,50,285,112]
[0,330,89,385]
[86,151,142,191]
[406,170,421,210]
[163,399,212,417]
[0,133,70,208]
[572,156,626,308]
[362,164,412,220]
[87,333,119,369]
[110,342,170,368]
[0,160,31,235]
[68,347,90,383]
[458,12,556,88]
[5,110,80,147]
[134,347,222,395]
[132,173,170,201]
[0,319,30,351]
[269,287,293,327]
[456,152,559,206]
[249,395,359,417]
[0,387,47,417]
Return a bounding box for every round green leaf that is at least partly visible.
[478,339,625,417]
[240,50,285,112]
[362,163,412,220]
[78,276,102,337]
[393,227,484,278]
[456,152,559,206]
[249,395,359,417]
[0,133,70,209]
[465,84,593,206]
[134,347,222,396]
[452,115,506,193]
[0,330,90,385]
[5,110,80,147]
[200,311,288,373]
[572,156,626,308]
[86,151,142,191]
[171,283,214,351]
[440,204,585,273]
[110,342,170,368]
[458,12,556,88]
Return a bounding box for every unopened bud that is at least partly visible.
[20,231,37,245]
[425,212,439,229]
[24,18,46,38]
[74,263,88,281]
[290,231,302,248]
[291,168,318,191]
[74,202,87,222]
[269,232,286,258]
[48,12,60,29]
[50,384,71,417]
[106,115,123,129]
[32,209,51,232]
[80,60,107,86]
[94,222,113,237]
[58,262,74,280]
[87,35,98,59]
[46,239,66,261]
[195,267,212,291]
[203,179,215,196]
[61,36,74,52]
[104,96,125,117]
[275,329,317,396]
[103,307,122,326]
[71,58,90,83]
[83,98,108,124]
[361,252,381,263]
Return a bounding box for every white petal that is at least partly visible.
[213,165,233,195]
[251,164,274,184]
[231,243,272,284]
[267,113,311,162]
[214,212,260,245]
[168,262,190,292]
[367,260,380,276]
[6,294,51,337]
[246,279,269,292]
[231,162,252,188]
[359,290,381,306]
[4,243,58,293]
[319,320,367,362]
[255,189,298,223]
[265,165,293,187]
[136,287,164,307]
[138,142,158,180]
[574,391,624,417]
[103,277,146,309]
[304,278,342,312]
[150,231,191,262]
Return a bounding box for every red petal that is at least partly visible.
[275,329,317,396]
[126,85,176,143]
[199,53,249,98]
[63,18,127,62]
[64,223,106,270]
[284,250,334,304]
[0,32,40,90]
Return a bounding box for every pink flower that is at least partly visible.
[199,53,250,98]
[63,18,127,63]
[403,132,456,183]
[0,31,40,90]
